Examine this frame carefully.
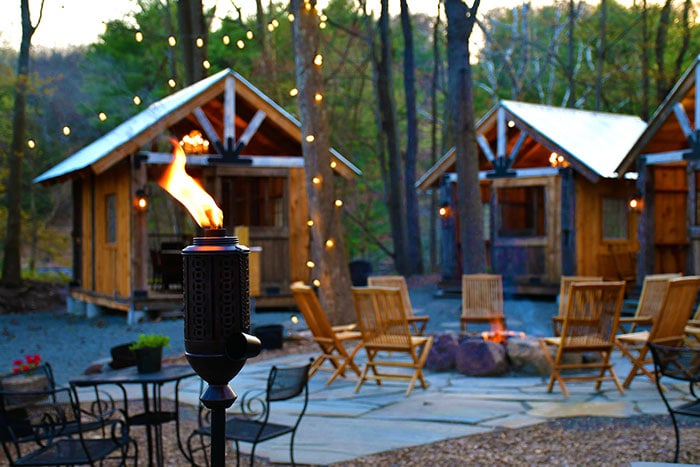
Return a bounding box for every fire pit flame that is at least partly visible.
[158,138,223,229]
[481,322,526,344]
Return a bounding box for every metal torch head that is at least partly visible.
[183,228,261,386]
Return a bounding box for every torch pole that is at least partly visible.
[209,405,226,467]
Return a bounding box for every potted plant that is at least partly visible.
[2,354,50,408]
[129,334,170,373]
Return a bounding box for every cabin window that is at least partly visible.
[602,197,628,240]
[221,176,286,227]
[496,186,545,238]
[106,193,117,244]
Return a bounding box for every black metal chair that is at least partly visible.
[649,343,700,462]
[186,361,311,466]
[0,364,137,466]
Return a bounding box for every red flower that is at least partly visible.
[13,359,23,366]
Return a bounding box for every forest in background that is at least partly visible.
[1,0,699,282]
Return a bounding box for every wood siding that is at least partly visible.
[288,167,310,285]
[575,176,638,281]
[652,164,688,274]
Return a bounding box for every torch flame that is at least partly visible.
[158,139,223,229]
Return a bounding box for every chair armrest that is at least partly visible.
[332,323,357,332]
[619,316,653,325]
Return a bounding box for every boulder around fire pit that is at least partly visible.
[425,332,551,377]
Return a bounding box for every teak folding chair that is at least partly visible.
[367,275,429,335]
[552,276,603,335]
[618,273,681,334]
[538,281,626,397]
[616,276,700,388]
[461,274,506,333]
[290,283,363,385]
[351,286,434,396]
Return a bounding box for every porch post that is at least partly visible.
[131,154,148,298]
[637,156,654,279]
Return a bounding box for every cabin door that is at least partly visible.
[652,165,688,275]
[220,175,289,295]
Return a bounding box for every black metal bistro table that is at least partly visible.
[70,364,196,467]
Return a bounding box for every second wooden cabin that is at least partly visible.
[417,100,646,296]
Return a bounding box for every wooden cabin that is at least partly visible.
[35,68,361,322]
[417,100,646,296]
[616,55,700,279]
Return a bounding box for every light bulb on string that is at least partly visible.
[195,37,204,48]
[330,161,337,169]
[62,126,71,136]
[312,279,320,287]
[246,30,254,40]
[314,93,323,102]
[319,22,327,29]
[334,199,343,207]
[202,60,211,70]
[288,13,295,22]
[168,35,177,46]
[312,176,321,185]
[236,40,245,49]
[272,19,279,27]
[222,35,230,45]
[168,78,176,88]
[267,23,274,32]
[27,139,35,149]
[306,260,316,268]
[289,88,299,97]
[133,95,142,106]
[135,31,143,42]
[325,239,335,249]
[307,219,314,227]
[313,54,323,66]
[98,112,107,121]
[306,134,315,143]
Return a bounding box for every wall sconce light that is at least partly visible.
[135,189,149,212]
[628,194,644,213]
[438,203,451,218]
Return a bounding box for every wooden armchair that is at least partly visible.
[290,283,363,385]
[351,286,434,396]
[539,281,626,397]
[618,273,681,334]
[367,275,429,335]
[552,276,603,335]
[461,274,505,333]
[616,276,700,388]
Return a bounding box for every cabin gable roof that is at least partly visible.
[35,68,360,185]
[417,100,646,190]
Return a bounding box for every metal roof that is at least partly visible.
[500,100,647,178]
[35,68,360,184]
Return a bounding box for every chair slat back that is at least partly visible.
[634,273,681,323]
[561,281,625,346]
[367,276,414,319]
[558,276,603,318]
[461,274,504,320]
[650,276,700,344]
[352,286,411,347]
[291,284,336,341]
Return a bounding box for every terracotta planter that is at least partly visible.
[134,347,163,373]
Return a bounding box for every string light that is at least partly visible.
[314,93,323,102]
[202,60,211,69]
[168,78,176,88]
[62,126,71,136]
[291,315,299,325]
[267,23,274,32]
[306,134,315,143]
[135,31,143,42]
[27,139,35,149]
[334,199,343,207]
[133,95,142,105]
[307,219,314,227]
[330,161,337,169]
[306,260,316,268]
[289,88,299,97]
[222,35,230,45]
[195,37,204,48]
[319,21,327,29]
[312,279,320,287]
[312,176,321,185]
[313,54,323,66]
[98,112,107,121]
[271,19,279,27]
[305,1,312,11]
[168,35,177,46]
[246,30,254,40]
[320,14,328,21]
[325,239,335,248]
[236,39,245,49]
[288,13,295,22]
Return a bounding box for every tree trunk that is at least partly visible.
[654,0,672,101]
[429,3,442,272]
[290,0,355,325]
[2,0,43,288]
[377,0,409,275]
[640,0,650,120]
[445,0,486,275]
[566,0,575,107]
[595,0,606,111]
[399,0,422,276]
[177,0,207,85]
